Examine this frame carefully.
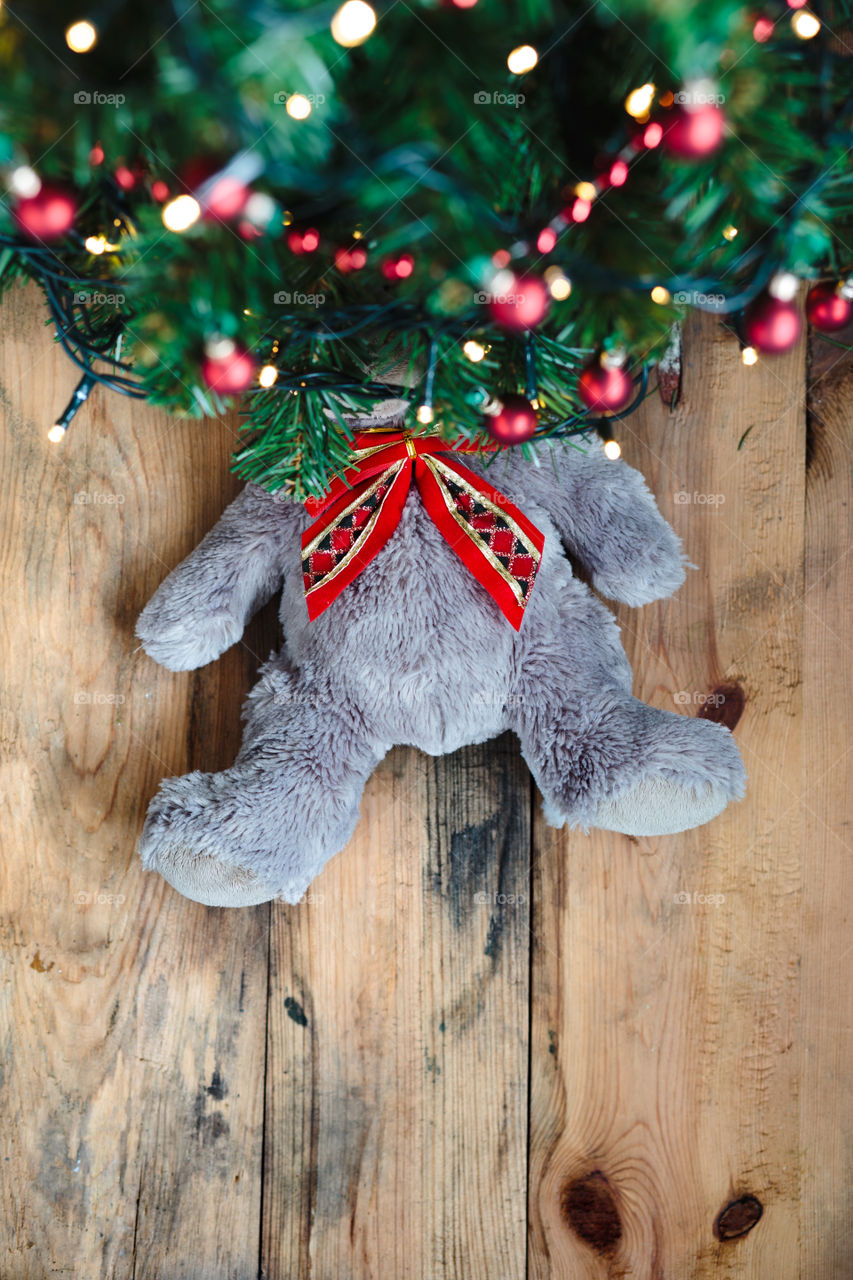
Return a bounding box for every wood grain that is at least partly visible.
[800,331,853,1278]
[528,310,807,1277]
[263,734,531,1279]
[0,284,274,1279]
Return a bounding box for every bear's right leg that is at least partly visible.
[139,662,388,906]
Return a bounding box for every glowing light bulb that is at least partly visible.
[463,340,486,362]
[603,439,622,460]
[507,45,538,74]
[259,365,278,387]
[162,194,201,232]
[643,122,663,148]
[416,405,435,425]
[536,227,557,253]
[722,224,738,241]
[742,346,758,366]
[625,83,656,119]
[546,272,572,301]
[48,424,67,443]
[85,234,107,254]
[609,160,629,187]
[286,94,312,120]
[753,16,775,41]
[575,181,597,203]
[651,286,671,304]
[791,9,820,37]
[9,165,41,197]
[66,20,97,52]
[331,1,376,47]
[770,271,799,302]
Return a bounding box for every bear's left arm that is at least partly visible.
[487,438,687,606]
[137,484,301,671]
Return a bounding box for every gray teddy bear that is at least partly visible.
[136,411,745,907]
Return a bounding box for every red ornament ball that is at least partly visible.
[487,274,550,331]
[663,104,725,160]
[14,185,76,240]
[577,360,634,414]
[202,346,256,395]
[486,394,538,445]
[744,293,803,353]
[806,282,853,333]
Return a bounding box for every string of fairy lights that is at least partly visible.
[2,0,850,463]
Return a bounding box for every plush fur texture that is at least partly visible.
[136,420,746,906]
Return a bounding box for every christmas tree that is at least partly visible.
[0,0,850,496]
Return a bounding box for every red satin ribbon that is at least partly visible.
[301,429,544,630]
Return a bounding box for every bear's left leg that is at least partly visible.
[138,663,388,906]
[508,585,745,836]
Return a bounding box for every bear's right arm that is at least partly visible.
[136,484,301,671]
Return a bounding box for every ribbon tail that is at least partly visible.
[302,460,412,619]
[415,456,543,631]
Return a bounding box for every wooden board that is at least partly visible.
[800,331,853,1277]
[263,734,530,1279]
[528,310,807,1277]
[0,283,274,1279]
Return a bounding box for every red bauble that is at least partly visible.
[486,394,538,445]
[663,104,725,160]
[487,275,549,331]
[744,293,803,353]
[14,185,76,240]
[202,347,256,395]
[806,282,853,333]
[577,360,634,414]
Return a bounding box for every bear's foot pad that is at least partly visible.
[152,844,278,907]
[590,774,733,837]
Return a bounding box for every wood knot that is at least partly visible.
[714,1194,763,1241]
[698,682,746,731]
[559,1171,622,1255]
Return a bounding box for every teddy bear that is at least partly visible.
[136,403,745,907]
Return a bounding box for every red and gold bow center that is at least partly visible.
[301,429,544,630]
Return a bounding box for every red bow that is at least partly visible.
[301,429,544,630]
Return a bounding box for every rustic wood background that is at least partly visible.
[0,282,850,1279]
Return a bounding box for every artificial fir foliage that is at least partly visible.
[0,0,851,494]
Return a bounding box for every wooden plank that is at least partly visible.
[800,334,853,1277]
[528,311,806,1276]
[263,733,530,1279]
[0,284,272,1279]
